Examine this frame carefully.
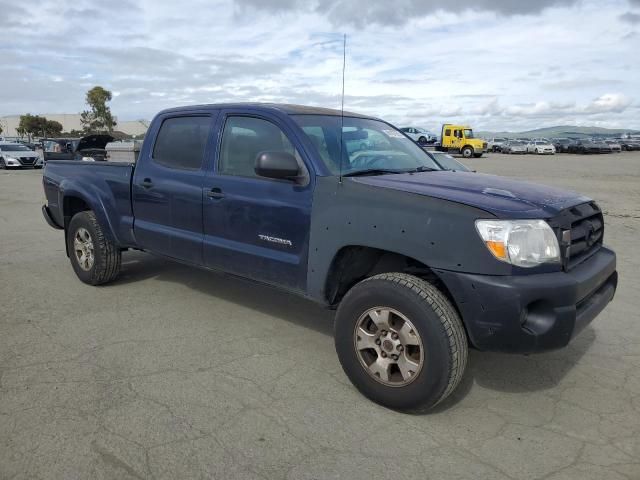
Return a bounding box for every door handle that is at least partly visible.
[141,178,154,189]
[207,187,225,199]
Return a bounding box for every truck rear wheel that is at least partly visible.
[461,146,473,158]
[334,273,468,411]
[67,211,121,285]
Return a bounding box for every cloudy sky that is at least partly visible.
[1,0,638,131]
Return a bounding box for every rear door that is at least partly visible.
[202,110,314,291]
[132,112,217,264]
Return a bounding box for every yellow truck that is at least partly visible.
[436,124,487,158]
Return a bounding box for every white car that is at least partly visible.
[0,142,43,169]
[526,141,556,155]
[400,127,437,144]
[604,140,622,152]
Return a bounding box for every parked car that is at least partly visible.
[16,140,38,150]
[487,137,507,152]
[590,139,612,153]
[427,151,473,172]
[41,135,115,162]
[552,138,575,153]
[604,140,622,153]
[502,140,527,154]
[0,142,43,169]
[618,139,640,151]
[42,103,617,412]
[400,127,437,145]
[568,139,608,154]
[526,141,556,155]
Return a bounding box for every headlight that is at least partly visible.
[475,219,560,267]
[5,157,20,165]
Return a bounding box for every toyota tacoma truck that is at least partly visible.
[42,103,617,411]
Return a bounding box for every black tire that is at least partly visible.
[418,136,427,145]
[461,146,473,158]
[0,159,5,169]
[67,211,121,285]
[334,273,468,411]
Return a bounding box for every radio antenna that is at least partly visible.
[338,33,346,184]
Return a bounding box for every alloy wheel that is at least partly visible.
[353,307,424,387]
[73,227,95,271]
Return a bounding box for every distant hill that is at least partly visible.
[477,125,640,139]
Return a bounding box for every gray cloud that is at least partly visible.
[237,0,579,27]
[619,11,640,23]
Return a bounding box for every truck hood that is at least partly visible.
[354,171,591,218]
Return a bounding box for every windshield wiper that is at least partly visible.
[408,166,438,173]
[343,168,408,177]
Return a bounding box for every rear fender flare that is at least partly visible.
[59,183,119,254]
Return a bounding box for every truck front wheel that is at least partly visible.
[461,146,473,158]
[67,211,121,285]
[334,273,468,411]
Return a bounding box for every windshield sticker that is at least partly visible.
[382,129,406,139]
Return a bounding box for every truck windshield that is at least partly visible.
[463,129,474,139]
[291,115,441,176]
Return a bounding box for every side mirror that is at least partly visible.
[255,151,300,180]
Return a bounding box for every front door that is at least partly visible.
[132,113,216,264]
[203,112,313,291]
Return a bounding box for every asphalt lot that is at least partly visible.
[1,152,639,479]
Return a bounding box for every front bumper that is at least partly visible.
[438,247,617,353]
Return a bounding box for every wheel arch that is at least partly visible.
[323,246,461,319]
[60,189,118,256]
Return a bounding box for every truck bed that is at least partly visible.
[43,160,136,246]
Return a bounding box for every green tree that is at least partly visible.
[80,86,117,134]
[45,120,63,136]
[16,115,64,139]
[18,114,46,140]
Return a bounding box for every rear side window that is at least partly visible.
[219,116,298,178]
[445,129,451,136]
[152,116,210,170]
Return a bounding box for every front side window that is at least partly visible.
[463,129,474,138]
[292,115,440,176]
[219,116,298,178]
[152,116,210,170]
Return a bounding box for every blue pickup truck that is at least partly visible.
[42,103,617,411]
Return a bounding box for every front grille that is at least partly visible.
[19,157,36,165]
[548,202,604,270]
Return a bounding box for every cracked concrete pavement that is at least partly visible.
[1,152,639,479]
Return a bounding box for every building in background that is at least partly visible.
[0,114,149,138]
